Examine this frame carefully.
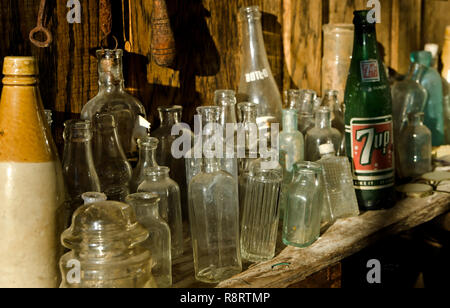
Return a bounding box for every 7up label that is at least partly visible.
[348,115,394,190]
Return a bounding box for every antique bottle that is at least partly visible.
[398,113,432,179]
[82,192,107,204]
[298,90,316,136]
[321,90,345,136]
[137,166,183,259]
[411,51,445,146]
[241,150,283,262]
[344,10,395,210]
[442,26,450,83]
[322,24,354,103]
[59,201,155,288]
[152,105,189,216]
[93,113,132,201]
[63,120,101,214]
[130,137,159,193]
[285,89,302,110]
[392,62,428,144]
[279,109,304,219]
[126,193,172,288]
[238,5,283,128]
[0,56,66,288]
[305,107,342,161]
[282,162,325,248]
[317,143,359,220]
[188,151,242,283]
[81,49,147,160]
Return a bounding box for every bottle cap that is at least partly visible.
[2,56,38,75]
[319,143,336,155]
[421,171,450,185]
[396,184,433,198]
[424,44,439,58]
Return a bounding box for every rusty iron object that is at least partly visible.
[29,0,53,48]
[151,0,176,67]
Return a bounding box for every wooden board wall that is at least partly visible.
[0,0,448,139]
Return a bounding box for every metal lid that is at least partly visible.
[421,171,450,185]
[396,184,433,198]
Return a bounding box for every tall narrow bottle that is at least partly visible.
[238,6,283,128]
[344,10,395,210]
[130,137,159,193]
[298,90,316,136]
[0,56,66,287]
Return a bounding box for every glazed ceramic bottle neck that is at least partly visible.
[159,106,182,127]
[315,107,332,129]
[97,49,125,93]
[282,109,298,133]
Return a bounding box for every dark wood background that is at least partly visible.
[0,0,449,147]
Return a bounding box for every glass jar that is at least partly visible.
[237,6,283,128]
[0,56,66,288]
[188,153,242,283]
[59,201,155,288]
[137,166,183,259]
[322,24,354,103]
[317,143,359,220]
[398,113,432,179]
[93,113,132,201]
[305,107,342,161]
[126,193,172,288]
[241,150,283,262]
[282,162,325,248]
[81,192,107,204]
[130,137,159,193]
[63,120,101,215]
[81,49,147,160]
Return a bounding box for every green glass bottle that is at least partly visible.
[344,10,395,210]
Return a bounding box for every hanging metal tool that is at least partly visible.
[29,0,53,48]
[151,0,176,67]
[122,0,133,52]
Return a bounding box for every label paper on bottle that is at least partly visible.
[348,115,394,190]
[360,60,380,82]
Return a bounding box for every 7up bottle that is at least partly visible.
[344,10,395,210]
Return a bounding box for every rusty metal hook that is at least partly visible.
[29,0,53,48]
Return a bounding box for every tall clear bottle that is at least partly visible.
[305,107,342,161]
[81,49,147,160]
[241,150,283,262]
[188,151,242,283]
[410,51,445,146]
[0,56,66,288]
[398,113,432,179]
[63,120,101,215]
[93,113,132,201]
[126,193,172,288]
[298,90,316,135]
[238,6,283,128]
[321,90,346,155]
[137,166,184,259]
[130,137,159,193]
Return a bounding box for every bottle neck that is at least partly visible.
[282,110,298,132]
[159,110,181,127]
[240,11,271,71]
[407,63,427,83]
[408,113,425,126]
[97,53,125,93]
[65,136,95,166]
[352,23,380,61]
[138,145,158,168]
[133,204,160,220]
[203,157,221,173]
[315,111,332,129]
[146,171,169,182]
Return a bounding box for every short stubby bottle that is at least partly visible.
[188,152,242,283]
[398,113,432,179]
[305,107,342,161]
[241,150,283,262]
[81,49,147,161]
[137,166,184,259]
[93,113,132,201]
[59,201,155,288]
[130,137,159,193]
[126,193,172,288]
[317,143,360,220]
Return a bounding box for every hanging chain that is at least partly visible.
[29,0,53,48]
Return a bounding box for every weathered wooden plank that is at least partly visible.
[421,0,450,62]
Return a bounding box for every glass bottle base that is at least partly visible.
[356,187,396,211]
[282,236,319,248]
[195,265,242,284]
[241,250,275,263]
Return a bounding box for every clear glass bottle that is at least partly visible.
[82,192,107,204]
[130,137,159,193]
[59,201,155,288]
[298,90,316,136]
[285,89,302,110]
[238,6,283,128]
[126,193,172,288]
[282,162,324,248]
[321,90,346,155]
[63,120,101,214]
[322,24,354,103]
[137,166,183,259]
[392,62,428,145]
[188,152,242,283]
[93,113,132,201]
[305,107,342,161]
[411,51,445,146]
[81,49,147,160]
[317,143,359,220]
[398,113,432,179]
[0,56,66,288]
[279,109,304,219]
[152,105,189,216]
[241,150,283,262]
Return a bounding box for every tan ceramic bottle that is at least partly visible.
[0,57,65,288]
